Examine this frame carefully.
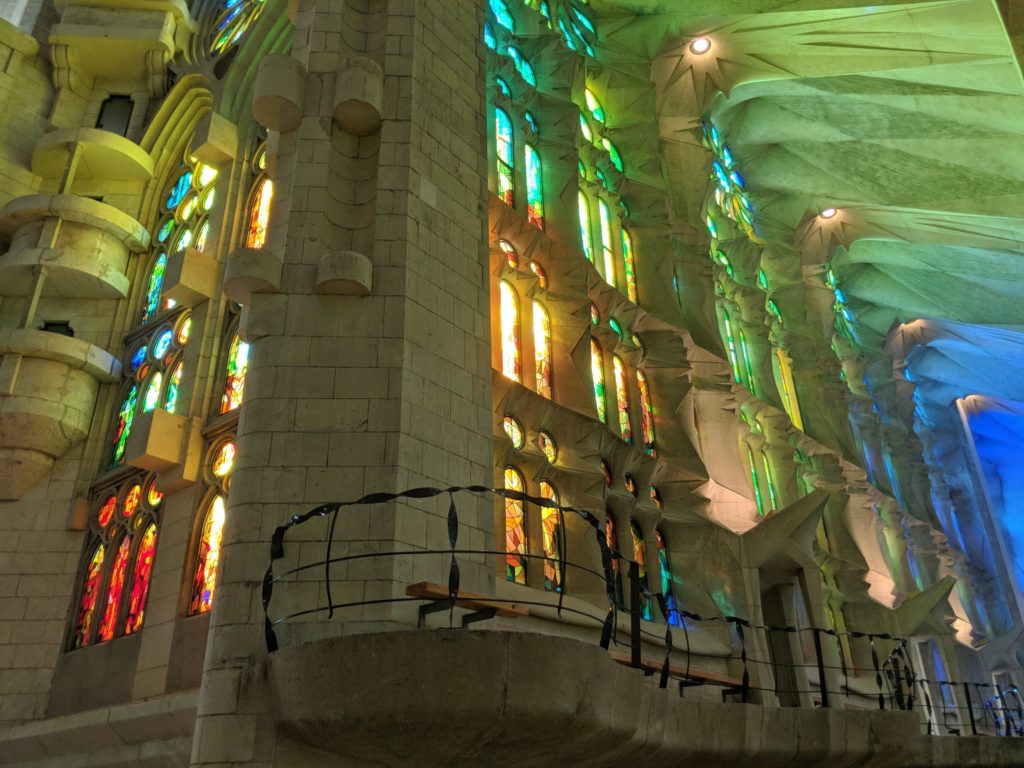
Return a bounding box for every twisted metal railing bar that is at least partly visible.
[261,485,1024,737]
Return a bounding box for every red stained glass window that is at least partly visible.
[124,524,158,634]
[123,484,142,519]
[98,537,131,642]
[190,496,227,615]
[504,467,526,584]
[97,496,116,528]
[71,544,105,648]
[220,334,250,414]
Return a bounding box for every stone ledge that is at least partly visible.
[269,629,1024,767]
[0,691,196,764]
[0,195,149,251]
[0,328,121,383]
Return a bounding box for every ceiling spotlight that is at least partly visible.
[820,207,838,219]
[689,37,712,55]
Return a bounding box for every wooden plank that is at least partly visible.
[405,581,529,618]
[607,650,742,688]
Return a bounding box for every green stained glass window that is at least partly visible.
[599,199,616,287]
[507,46,536,87]
[591,338,606,423]
[111,385,137,466]
[656,529,682,626]
[495,108,514,205]
[141,254,167,323]
[578,192,594,263]
[602,138,623,171]
[622,228,638,303]
[585,88,605,123]
[210,0,269,55]
[613,355,631,442]
[490,0,515,32]
[525,144,544,229]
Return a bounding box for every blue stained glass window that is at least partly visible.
[153,329,173,361]
[490,0,515,32]
[165,171,192,210]
[507,46,536,87]
[130,346,148,373]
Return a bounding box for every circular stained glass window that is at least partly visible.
[212,442,236,478]
[503,415,524,449]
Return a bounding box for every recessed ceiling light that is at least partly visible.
[689,37,712,55]
[820,207,838,219]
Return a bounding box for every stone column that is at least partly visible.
[191,0,491,764]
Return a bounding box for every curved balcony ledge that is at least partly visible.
[0,247,131,299]
[0,194,149,251]
[267,630,1016,767]
[54,0,194,27]
[0,330,120,499]
[32,127,155,182]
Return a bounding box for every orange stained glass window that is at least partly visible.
[590,339,606,423]
[191,496,227,615]
[124,524,157,634]
[604,510,623,608]
[504,467,527,584]
[500,280,521,382]
[637,370,656,456]
[72,544,105,648]
[622,228,638,303]
[212,442,236,478]
[598,200,616,287]
[533,301,552,398]
[613,355,631,442]
[98,536,131,642]
[246,178,274,249]
[97,496,116,528]
[539,481,562,592]
[123,484,142,519]
[220,334,250,414]
[630,520,652,619]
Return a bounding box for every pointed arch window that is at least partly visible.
[499,280,521,382]
[656,529,682,626]
[605,510,624,608]
[721,308,742,384]
[71,475,162,648]
[578,192,594,263]
[245,164,273,250]
[598,199,616,288]
[590,338,606,423]
[636,370,656,456]
[525,143,544,229]
[612,355,631,442]
[746,446,766,516]
[774,347,804,431]
[533,301,552,398]
[539,481,562,592]
[495,108,514,205]
[630,520,652,620]
[489,0,515,32]
[622,229,638,303]
[504,467,527,584]
[220,334,250,414]
[190,495,227,615]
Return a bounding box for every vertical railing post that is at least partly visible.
[629,561,641,668]
[964,682,978,736]
[812,629,829,708]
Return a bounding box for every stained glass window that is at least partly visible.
[539,481,562,592]
[585,88,605,123]
[721,309,741,383]
[622,229,638,303]
[165,362,183,413]
[124,523,157,634]
[210,0,268,55]
[533,302,552,398]
[598,200,616,287]
[739,329,756,396]
[525,144,544,229]
[499,239,518,268]
[601,459,612,488]
[246,178,273,249]
[530,261,548,288]
[775,347,804,431]
[612,356,631,442]
[605,511,623,608]
[537,431,556,463]
[496,77,512,98]
[212,442,235,478]
[507,46,536,87]
[495,109,514,205]
[762,454,778,511]
[484,22,497,49]
[503,415,524,448]
[143,371,163,413]
[499,281,521,382]
[624,474,636,496]
[590,339,606,423]
[703,121,757,240]
[504,467,527,584]
[578,192,594,263]
[637,370,656,457]
[649,485,662,508]
[220,334,250,414]
[190,496,227,615]
[602,138,623,172]
[97,536,130,642]
[144,159,218,323]
[656,529,682,626]
[630,520,652,620]
[490,0,515,32]
[111,385,137,466]
[747,446,765,516]
[71,544,104,648]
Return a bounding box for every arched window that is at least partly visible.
[504,467,527,584]
[210,0,268,54]
[604,510,624,608]
[774,347,804,431]
[71,476,162,647]
[636,370,656,457]
[245,148,273,249]
[489,0,515,32]
[578,191,594,263]
[111,312,192,467]
[507,46,536,86]
[739,328,756,396]
[590,338,606,423]
[602,138,623,172]
[220,334,250,414]
[585,88,605,123]
[612,355,631,442]
[143,159,218,323]
[746,446,766,516]
[190,495,227,615]
[495,108,514,205]
[621,229,638,303]
[598,199,616,287]
[630,520,652,620]
[539,481,562,592]
[656,529,682,626]
[499,280,521,382]
[525,144,544,229]
[721,308,741,384]
[533,301,552,398]
[762,453,778,511]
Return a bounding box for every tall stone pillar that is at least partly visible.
[191,0,491,764]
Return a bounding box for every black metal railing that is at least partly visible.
[261,485,1023,737]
